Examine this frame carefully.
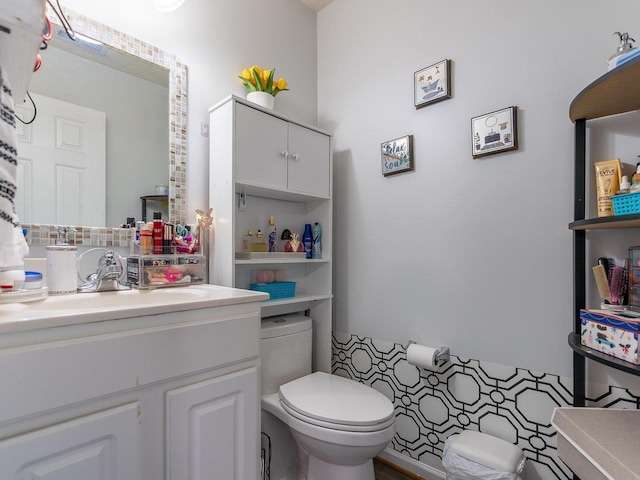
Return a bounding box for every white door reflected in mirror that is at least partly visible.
[15,93,106,227]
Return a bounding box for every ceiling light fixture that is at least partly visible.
[152,0,186,12]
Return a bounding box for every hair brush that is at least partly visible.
[609,266,627,305]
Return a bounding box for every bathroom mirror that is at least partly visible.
[17,8,187,245]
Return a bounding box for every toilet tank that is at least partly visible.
[261,315,312,395]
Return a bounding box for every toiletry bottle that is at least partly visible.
[140,226,152,254]
[163,223,173,254]
[312,222,322,259]
[135,220,145,242]
[618,175,631,194]
[632,161,640,189]
[153,211,164,254]
[268,214,278,252]
[46,226,78,295]
[242,229,253,252]
[303,223,313,259]
[250,230,268,252]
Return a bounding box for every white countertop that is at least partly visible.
[0,284,268,334]
[552,407,640,480]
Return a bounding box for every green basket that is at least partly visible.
[249,281,296,300]
[612,191,640,215]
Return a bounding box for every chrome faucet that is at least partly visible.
[77,249,131,293]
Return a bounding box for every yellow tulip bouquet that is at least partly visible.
[239,65,288,97]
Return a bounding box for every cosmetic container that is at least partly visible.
[140,228,153,254]
[23,271,43,289]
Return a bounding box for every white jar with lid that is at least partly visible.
[46,227,77,295]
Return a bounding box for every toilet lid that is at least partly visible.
[279,372,394,429]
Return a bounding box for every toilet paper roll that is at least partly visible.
[406,344,439,370]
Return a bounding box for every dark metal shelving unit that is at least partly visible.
[140,195,168,222]
[569,55,640,410]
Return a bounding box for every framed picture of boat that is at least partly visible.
[471,106,518,159]
[381,134,414,176]
[414,59,451,109]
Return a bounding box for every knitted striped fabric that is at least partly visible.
[0,66,28,267]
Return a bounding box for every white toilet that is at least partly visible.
[261,315,396,480]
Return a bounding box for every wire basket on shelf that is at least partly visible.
[612,191,640,215]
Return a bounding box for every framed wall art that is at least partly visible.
[471,106,518,159]
[414,59,451,109]
[381,134,414,176]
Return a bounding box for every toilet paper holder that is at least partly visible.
[406,341,450,366]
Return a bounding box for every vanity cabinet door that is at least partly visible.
[287,122,330,197]
[166,366,259,480]
[235,103,289,191]
[0,403,140,479]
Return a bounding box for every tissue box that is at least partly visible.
[580,309,639,365]
[127,254,206,289]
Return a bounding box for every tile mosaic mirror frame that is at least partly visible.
[22,7,187,248]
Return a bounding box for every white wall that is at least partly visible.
[318,0,640,378]
[60,0,318,229]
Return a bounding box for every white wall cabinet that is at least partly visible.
[209,95,333,372]
[0,292,264,480]
[235,103,330,198]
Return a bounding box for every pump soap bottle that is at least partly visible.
[46,226,78,295]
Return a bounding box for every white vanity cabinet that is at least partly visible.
[0,285,267,480]
[235,102,330,198]
[209,95,333,373]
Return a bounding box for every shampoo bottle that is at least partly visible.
[312,222,322,259]
[303,223,313,259]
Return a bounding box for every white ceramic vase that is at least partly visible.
[247,91,275,110]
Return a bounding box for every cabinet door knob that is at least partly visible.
[291,153,300,161]
[281,150,289,158]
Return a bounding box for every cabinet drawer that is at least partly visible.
[0,311,259,423]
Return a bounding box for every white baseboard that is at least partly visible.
[378,448,446,480]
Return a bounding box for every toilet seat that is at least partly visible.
[279,372,395,432]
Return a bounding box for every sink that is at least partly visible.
[27,287,205,310]
[0,284,269,334]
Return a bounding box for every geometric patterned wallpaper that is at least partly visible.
[332,332,640,480]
